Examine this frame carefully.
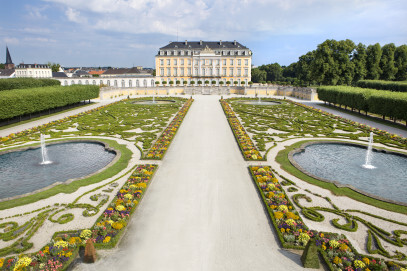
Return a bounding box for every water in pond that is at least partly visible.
[132,100,175,105]
[0,142,116,199]
[292,143,407,203]
[237,100,281,105]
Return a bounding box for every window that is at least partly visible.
[64,80,68,86]
[151,79,154,85]
[188,68,191,76]
[93,80,96,85]
[216,68,220,76]
[238,59,241,65]
[208,59,212,65]
[78,80,82,85]
[188,59,191,65]
[160,59,163,65]
[209,69,213,76]
[122,80,125,87]
[245,59,248,65]
[114,80,118,87]
[244,68,248,76]
[167,68,171,76]
[223,59,226,65]
[167,59,170,65]
[100,80,103,85]
[181,68,184,76]
[223,68,227,76]
[181,59,184,65]
[230,68,234,76]
[129,80,132,87]
[174,68,178,76]
[194,68,198,76]
[230,59,234,65]
[160,68,164,76]
[144,79,147,86]
[136,80,140,87]
[237,68,241,76]
[85,80,89,85]
[216,60,220,65]
[202,68,205,76]
[174,59,177,65]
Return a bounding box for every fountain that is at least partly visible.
[0,141,116,200]
[290,142,407,204]
[362,132,375,169]
[40,134,52,165]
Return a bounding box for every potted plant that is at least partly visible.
[248,81,253,87]
[219,81,224,86]
[211,80,216,85]
[226,81,231,86]
[197,80,202,86]
[234,81,239,86]
[176,80,180,86]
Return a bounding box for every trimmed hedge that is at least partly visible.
[357,80,407,92]
[0,85,99,120]
[317,86,407,123]
[0,78,60,91]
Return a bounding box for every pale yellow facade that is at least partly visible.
[155,41,252,86]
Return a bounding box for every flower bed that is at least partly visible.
[91,164,157,248]
[220,99,263,161]
[145,98,193,159]
[250,166,310,249]
[249,166,407,271]
[0,164,157,271]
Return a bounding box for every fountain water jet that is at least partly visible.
[362,132,376,169]
[40,134,52,165]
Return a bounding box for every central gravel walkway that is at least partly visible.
[76,95,303,270]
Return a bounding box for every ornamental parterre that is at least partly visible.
[220,99,263,160]
[249,166,407,271]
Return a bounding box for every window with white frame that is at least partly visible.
[230,59,234,65]
[166,68,171,76]
[223,59,226,65]
[238,59,241,65]
[174,59,177,65]
[160,68,164,76]
[245,59,248,65]
[188,68,191,76]
[188,59,191,65]
[223,68,227,76]
[174,68,178,76]
[160,59,164,65]
[167,59,170,65]
[181,68,184,76]
[181,59,184,65]
[237,68,241,76]
[229,68,233,76]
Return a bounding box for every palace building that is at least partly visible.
[155,40,252,86]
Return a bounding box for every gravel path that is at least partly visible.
[74,95,305,271]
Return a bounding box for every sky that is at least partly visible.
[0,0,406,68]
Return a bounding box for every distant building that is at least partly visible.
[52,72,68,78]
[155,40,252,86]
[0,69,15,78]
[5,46,15,70]
[15,63,52,78]
[88,70,105,76]
[102,67,152,78]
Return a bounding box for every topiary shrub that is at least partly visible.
[301,238,320,268]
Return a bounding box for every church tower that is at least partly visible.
[5,46,15,69]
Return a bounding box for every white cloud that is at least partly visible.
[24,37,57,43]
[65,7,87,24]
[4,37,19,45]
[23,28,51,34]
[25,5,49,19]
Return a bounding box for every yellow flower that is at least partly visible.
[280,228,285,233]
[339,243,349,251]
[112,222,124,230]
[329,240,340,248]
[321,245,326,250]
[43,246,50,254]
[115,205,126,211]
[278,205,288,212]
[13,257,32,271]
[333,256,342,264]
[0,258,4,268]
[274,211,284,220]
[80,229,92,239]
[354,260,366,269]
[103,236,111,243]
[54,240,68,248]
[362,257,370,265]
[285,219,296,226]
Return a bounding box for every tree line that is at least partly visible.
[251,39,407,86]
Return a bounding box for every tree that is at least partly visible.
[183,80,188,85]
[204,80,209,85]
[296,50,315,86]
[197,80,202,85]
[155,81,160,85]
[366,43,382,80]
[251,68,267,83]
[176,80,180,85]
[380,43,398,80]
[0,63,5,69]
[162,81,167,85]
[169,80,174,85]
[352,43,367,84]
[47,62,61,72]
[233,81,239,86]
[190,80,195,85]
[211,80,216,85]
[152,69,156,76]
[226,81,231,86]
[219,81,224,86]
[248,81,253,86]
[394,45,407,81]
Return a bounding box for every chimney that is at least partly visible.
[185,40,187,45]
[200,40,203,45]
[220,40,222,45]
[234,40,236,45]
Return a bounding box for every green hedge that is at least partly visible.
[0,85,99,120]
[356,80,407,92]
[0,78,60,91]
[317,86,407,122]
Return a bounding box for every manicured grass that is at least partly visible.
[0,102,95,131]
[275,140,407,215]
[0,138,132,211]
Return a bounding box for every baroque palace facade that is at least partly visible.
[155,40,252,86]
